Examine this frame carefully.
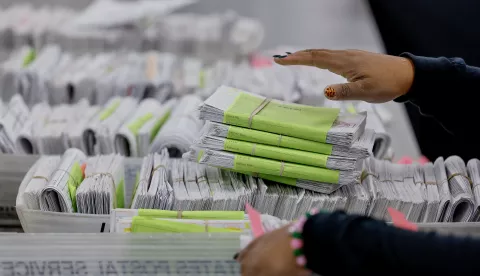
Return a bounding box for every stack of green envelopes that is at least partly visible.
[185,86,372,194]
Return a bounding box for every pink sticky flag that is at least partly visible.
[246,203,265,238]
[397,156,413,165]
[387,207,418,232]
[250,55,273,68]
[418,156,430,165]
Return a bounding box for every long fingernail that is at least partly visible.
[324,87,336,98]
[286,52,292,55]
[233,252,239,260]
[277,55,287,59]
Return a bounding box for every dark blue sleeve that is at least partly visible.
[394,53,480,140]
[302,212,480,276]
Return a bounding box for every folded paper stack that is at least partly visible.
[185,85,369,193]
[110,208,287,234]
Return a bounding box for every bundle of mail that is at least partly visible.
[23,148,125,214]
[20,145,480,223]
[0,94,203,157]
[183,85,368,194]
[324,99,392,159]
[363,155,480,223]
[130,150,358,220]
[0,1,263,58]
[110,208,288,234]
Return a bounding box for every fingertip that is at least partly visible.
[324,86,337,100]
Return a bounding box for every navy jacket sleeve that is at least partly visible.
[302,212,480,276]
[394,53,480,141]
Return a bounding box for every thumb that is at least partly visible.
[324,81,365,101]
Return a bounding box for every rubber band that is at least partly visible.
[277,135,283,146]
[251,144,257,156]
[32,175,49,182]
[448,172,473,186]
[248,98,271,128]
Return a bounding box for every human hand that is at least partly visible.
[274,49,414,103]
[237,225,311,276]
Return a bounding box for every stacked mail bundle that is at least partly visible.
[0,94,30,154]
[0,2,264,58]
[324,100,392,159]
[83,97,138,155]
[361,156,480,223]
[115,98,176,157]
[128,154,354,220]
[186,85,367,194]
[0,47,176,106]
[25,148,125,215]
[110,208,287,234]
[150,95,204,157]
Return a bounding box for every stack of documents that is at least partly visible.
[184,148,361,194]
[199,121,375,160]
[0,3,264,59]
[111,209,247,233]
[199,86,366,146]
[434,157,452,222]
[23,156,61,210]
[0,94,30,153]
[187,85,366,194]
[19,149,480,222]
[443,156,475,222]
[420,162,440,222]
[15,102,50,154]
[467,159,480,221]
[324,100,392,159]
[115,98,175,157]
[76,154,125,214]
[83,97,138,155]
[149,95,204,157]
[39,148,87,213]
[131,150,172,209]
[36,99,90,155]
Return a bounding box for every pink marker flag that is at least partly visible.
[246,203,265,238]
[387,207,418,232]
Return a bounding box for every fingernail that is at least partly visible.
[233,252,239,260]
[286,52,292,55]
[273,55,281,58]
[277,55,287,59]
[324,87,336,98]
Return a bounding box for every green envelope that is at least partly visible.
[222,138,330,168]
[131,217,241,233]
[224,124,333,154]
[223,92,339,143]
[137,209,245,220]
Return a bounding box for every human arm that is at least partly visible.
[238,211,480,276]
[274,50,480,140]
[303,211,479,275]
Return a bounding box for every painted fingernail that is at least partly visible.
[324,87,336,98]
[277,55,287,59]
[273,55,281,58]
[233,252,239,260]
[286,52,292,55]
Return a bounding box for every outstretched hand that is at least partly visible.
[274,49,414,103]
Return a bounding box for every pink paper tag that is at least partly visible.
[418,156,430,165]
[246,203,265,238]
[397,156,413,165]
[250,55,273,68]
[387,207,418,232]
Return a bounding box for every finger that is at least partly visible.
[324,81,365,101]
[274,49,344,73]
